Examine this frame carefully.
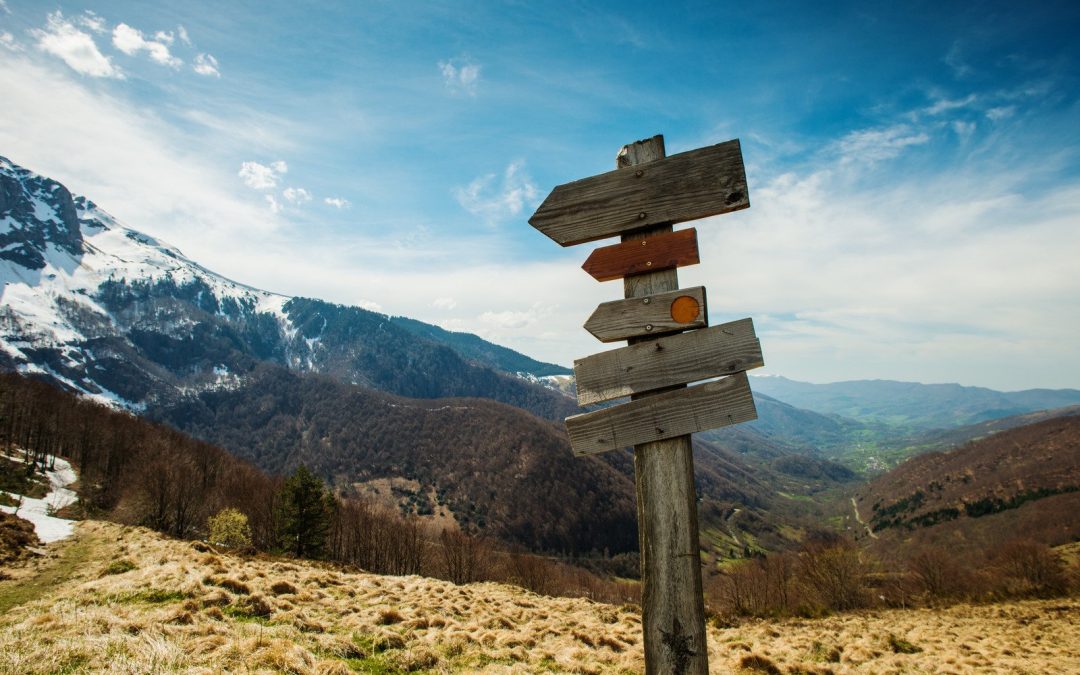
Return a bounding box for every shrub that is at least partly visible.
[102,558,137,575]
[207,508,252,549]
[994,539,1069,598]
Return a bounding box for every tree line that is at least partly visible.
[0,371,636,604]
[705,530,1078,623]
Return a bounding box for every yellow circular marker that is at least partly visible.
[670,295,700,324]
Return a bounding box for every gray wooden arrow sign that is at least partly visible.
[584,286,708,342]
[574,318,763,406]
[565,371,757,455]
[528,139,748,246]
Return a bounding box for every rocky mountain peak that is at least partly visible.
[0,156,85,269]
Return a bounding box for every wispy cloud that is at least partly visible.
[453,160,539,224]
[324,197,350,209]
[76,11,107,34]
[282,187,312,204]
[0,31,19,51]
[177,25,191,46]
[945,41,972,78]
[924,93,977,116]
[31,11,122,79]
[833,124,930,164]
[952,120,976,139]
[238,160,287,190]
[986,106,1016,122]
[0,0,10,15]
[112,23,182,68]
[193,53,220,77]
[265,194,283,213]
[438,58,480,96]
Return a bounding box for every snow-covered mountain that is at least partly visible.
[0,155,571,415]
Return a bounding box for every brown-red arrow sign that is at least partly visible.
[581,228,699,282]
[529,139,748,246]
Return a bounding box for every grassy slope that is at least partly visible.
[2,521,1079,674]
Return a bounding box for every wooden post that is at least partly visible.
[619,135,709,674]
[529,132,757,674]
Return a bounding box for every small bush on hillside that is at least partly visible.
[102,558,137,575]
[994,539,1070,598]
[207,508,252,549]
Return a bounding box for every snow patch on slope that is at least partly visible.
[0,454,78,544]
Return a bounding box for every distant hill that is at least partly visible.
[751,375,1080,430]
[390,316,571,377]
[852,415,1080,554]
[150,365,638,554]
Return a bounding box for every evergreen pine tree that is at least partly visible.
[277,465,332,558]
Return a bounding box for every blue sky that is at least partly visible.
[1,1,1078,390]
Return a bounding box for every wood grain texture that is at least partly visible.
[529,139,748,246]
[574,318,762,405]
[581,228,700,282]
[565,371,757,456]
[614,135,708,675]
[584,286,708,343]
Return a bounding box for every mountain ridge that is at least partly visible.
[751,375,1080,430]
[0,154,572,420]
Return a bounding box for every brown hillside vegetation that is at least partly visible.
[2,521,1080,674]
[854,415,1080,552]
[152,366,849,558]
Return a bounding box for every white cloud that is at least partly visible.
[677,161,1080,389]
[924,93,977,116]
[0,31,19,52]
[283,187,312,204]
[952,120,976,138]
[76,11,107,34]
[324,197,350,209]
[439,58,480,95]
[453,160,539,224]
[265,194,283,213]
[833,124,930,164]
[177,25,191,45]
[0,52,283,270]
[31,11,122,78]
[432,297,457,310]
[0,0,9,14]
[986,106,1016,122]
[154,30,174,45]
[112,23,182,69]
[238,160,287,190]
[193,53,220,77]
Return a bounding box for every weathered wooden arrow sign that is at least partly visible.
[530,134,760,674]
[529,139,749,246]
[574,318,762,406]
[566,371,757,455]
[581,228,699,282]
[584,286,708,343]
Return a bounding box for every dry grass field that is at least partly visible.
[1,521,1078,674]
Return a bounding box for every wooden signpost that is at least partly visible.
[529,135,763,674]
